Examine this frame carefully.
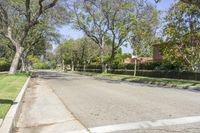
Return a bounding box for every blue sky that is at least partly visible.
[57,0,174,53]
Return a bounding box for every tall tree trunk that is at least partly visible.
[71,60,74,71]
[100,48,106,73]
[190,63,197,72]
[62,59,65,71]
[105,63,108,73]
[100,38,107,73]
[20,53,29,73]
[83,60,86,72]
[20,57,26,72]
[9,47,24,74]
[134,58,137,77]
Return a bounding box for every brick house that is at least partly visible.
[124,57,153,64]
[123,44,163,64]
[153,43,163,62]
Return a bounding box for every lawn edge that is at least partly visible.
[0,76,30,133]
[76,72,200,92]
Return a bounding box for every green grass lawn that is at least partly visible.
[79,72,200,87]
[0,73,28,119]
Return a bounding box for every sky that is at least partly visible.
[57,0,174,53]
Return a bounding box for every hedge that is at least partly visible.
[111,62,182,70]
[76,62,181,71]
[76,68,102,73]
[78,69,200,81]
[76,64,102,70]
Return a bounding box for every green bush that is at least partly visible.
[77,61,182,72]
[78,62,178,70]
[86,64,102,70]
[138,62,162,70]
[33,62,50,69]
[110,62,181,70]
[110,62,162,70]
[160,62,182,70]
[49,60,57,69]
[78,69,102,73]
[0,58,10,72]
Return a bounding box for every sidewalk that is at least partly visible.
[14,78,89,133]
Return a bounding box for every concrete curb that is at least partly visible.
[0,71,8,74]
[0,77,31,133]
[81,74,200,93]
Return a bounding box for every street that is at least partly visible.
[15,71,200,133]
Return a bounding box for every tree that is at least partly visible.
[101,0,136,63]
[70,0,152,72]
[70,0,109,72]
[56,37,100,71]
[161,1,200,71]
[75,37,99,71]
[0,0,59,74]
[155,0,200,8]
[181,0,200,7]
[56,39,74,71]
[21,21,59,72]
[111,48,124,65]
[130,0,159,76]
[122,53,132,60]
[0,37,14,60]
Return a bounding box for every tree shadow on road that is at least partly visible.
[0,99,17,105]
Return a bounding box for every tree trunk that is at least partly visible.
[62,59,65,71]
[134,58,137,77]
[83,60,86,72]
[71,60,74,71]
[100,48,106,73]
[104,63,108,73]
[20,57,26,72]
[20,53,29,73]
[190,63,197,72]
[9,47,24,74]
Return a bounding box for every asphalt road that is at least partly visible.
[38,71,200,133]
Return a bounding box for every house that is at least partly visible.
[153,43,163,62]
[123,44,163,64]
[124,57,153,64]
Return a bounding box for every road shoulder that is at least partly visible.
[14,78,89,133]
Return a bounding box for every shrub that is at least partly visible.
[160,61,182,70]
[33,62,50,69]
[77,68,102,73]
[49,60,57,69]
[0,58,10,72]
[110,64,125,69]
[138,62,162,70]
[110,62,162,70]
[86,64,102,70]
[110,62,182,71]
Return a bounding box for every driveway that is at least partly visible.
[16,71,200,133]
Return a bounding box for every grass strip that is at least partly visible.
[0,73,28,118]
